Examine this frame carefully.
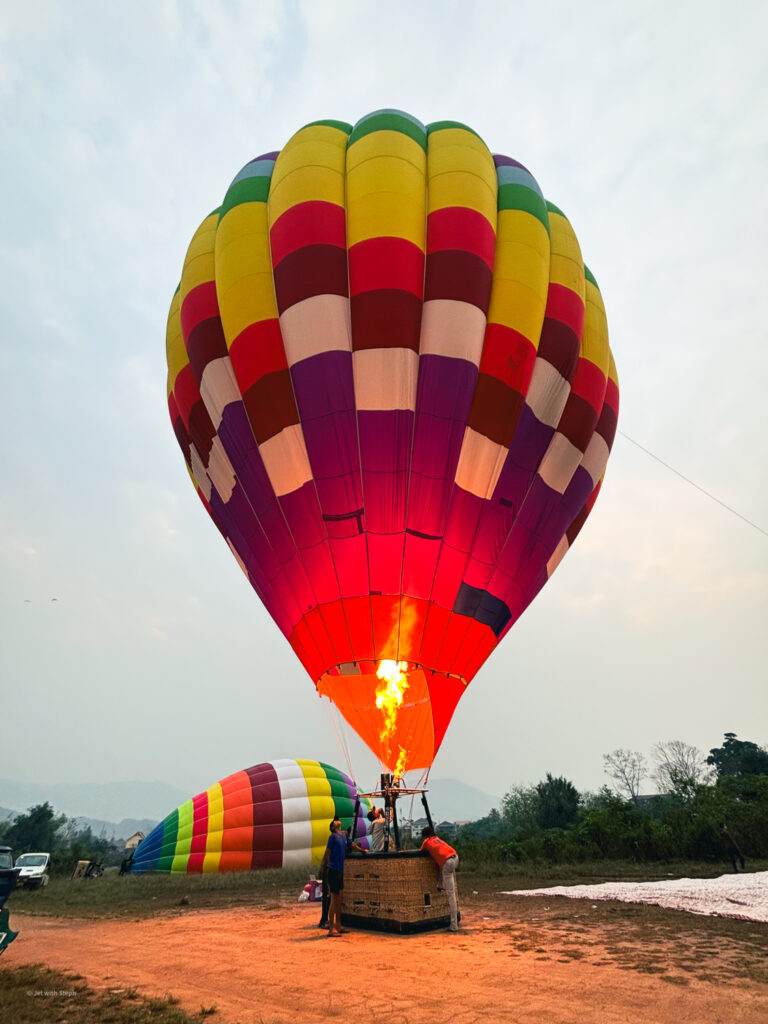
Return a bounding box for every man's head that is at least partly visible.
[329,818,341,833]
[367,809,375,822]
[421,826,435,839]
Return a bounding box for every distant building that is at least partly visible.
[391,817,470,845]
[406,818,459,839]
[124,831,145,851]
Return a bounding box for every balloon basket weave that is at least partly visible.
[341,850,457,934]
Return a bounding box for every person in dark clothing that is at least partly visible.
[318,818,341,928]
[319,818,368,935]
[721,824,746,872]
[322,820,349,936]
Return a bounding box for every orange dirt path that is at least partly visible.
[5,901,768,1024]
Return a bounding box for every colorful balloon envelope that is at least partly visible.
[130,759,372,873]
[166,110,619,777]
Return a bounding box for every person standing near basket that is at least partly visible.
[367,807,388,852]
[421,827,459,933]
[320,820,348,936]
[318,817,341,929]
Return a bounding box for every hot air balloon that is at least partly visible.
[130,760,372,874]
[166,109,618,779]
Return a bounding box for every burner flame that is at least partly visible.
[375,659,409,773]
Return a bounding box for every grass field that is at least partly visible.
[8,858,766,920]
[0,964,220,1023]
[8,865,310,919]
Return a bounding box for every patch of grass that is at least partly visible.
[9,858,768,925]
[489,886,768,987]
[0,963,217,1023]
[9,865,311,919]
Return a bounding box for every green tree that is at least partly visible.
[535,774,580,830]
[501,784,540,834]
[4,803,66,853]
[576,790,673,860]
[457,807,508,842]
[51,823,109,874]
[706,733,768,778]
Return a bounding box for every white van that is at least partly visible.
[14,852,51,889]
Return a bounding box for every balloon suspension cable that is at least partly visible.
[321,696,356,785]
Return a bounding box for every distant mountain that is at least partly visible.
[0,779,188,823]
[1,806,155,846]
[0,776,501,832]
[418,778,501,823]
[63,816,159,842]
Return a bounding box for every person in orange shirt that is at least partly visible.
[420,827,459,932]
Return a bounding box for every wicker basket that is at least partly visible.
[341,850,457,933]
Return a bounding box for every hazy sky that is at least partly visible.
[2,1,766,810]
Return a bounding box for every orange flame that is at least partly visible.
[375,659,409,773]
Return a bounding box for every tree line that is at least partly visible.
[455,733,768,866]
[4,734,766,873]
[0,803,116,873]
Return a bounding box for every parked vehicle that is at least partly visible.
[0,847,20,907]
[14,852,50,889]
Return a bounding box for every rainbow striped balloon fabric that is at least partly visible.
[167,110,618,775]
[130,760,371,873]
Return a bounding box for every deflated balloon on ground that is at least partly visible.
[131,759,372,873]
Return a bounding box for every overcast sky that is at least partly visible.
[1,1,766,811]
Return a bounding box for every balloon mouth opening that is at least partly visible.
[317,661,467,774]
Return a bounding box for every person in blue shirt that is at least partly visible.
[318,817,341,929]
[324,820,348,937]
[321,819,367,936]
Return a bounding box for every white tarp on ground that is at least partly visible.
[502,871,768,923]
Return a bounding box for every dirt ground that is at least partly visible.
[5,893,768,1024]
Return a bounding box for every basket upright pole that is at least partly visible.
[391,790,401,850]
[421,791,435,833]
[351,796,360,843]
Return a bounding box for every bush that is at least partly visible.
[456,766,768,868]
